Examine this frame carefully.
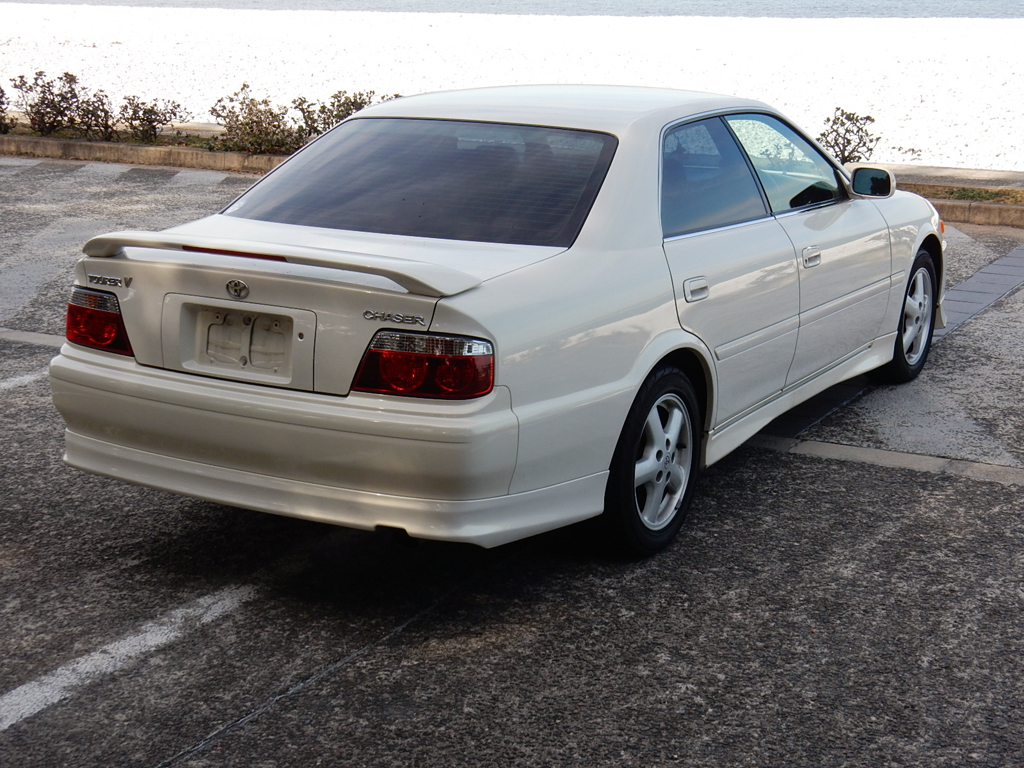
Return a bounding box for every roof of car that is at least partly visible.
[358,84,774,134]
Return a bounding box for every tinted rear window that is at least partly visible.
[225,118,618,247]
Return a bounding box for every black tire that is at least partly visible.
[871,249,937,384]
[603,366,701,556]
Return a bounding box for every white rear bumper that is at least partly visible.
[50,344,606,547]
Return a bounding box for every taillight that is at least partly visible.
[353,331,494,399]
[66,287,134,356]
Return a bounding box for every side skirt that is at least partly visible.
[703,333,897,466]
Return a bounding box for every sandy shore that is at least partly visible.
[1,4,1022,171]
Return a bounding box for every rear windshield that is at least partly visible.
[224,118,617,247]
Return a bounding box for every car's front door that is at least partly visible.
[724,114,892,386]
[661,117,799,425]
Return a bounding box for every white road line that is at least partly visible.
[0,585,257,732]
[0,327,65,348]
[0,369,47,392]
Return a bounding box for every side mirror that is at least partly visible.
[851,167,895,198]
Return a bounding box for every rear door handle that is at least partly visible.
[683,276,709,302]
[802,246,822,268]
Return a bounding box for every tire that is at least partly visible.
[603,366,701,556]
[871,249,937,384]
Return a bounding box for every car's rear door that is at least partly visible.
[724,114,892,386]
[661,117,799,425]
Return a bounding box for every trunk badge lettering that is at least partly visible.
[87,274,132,288]
[363,310,426,326]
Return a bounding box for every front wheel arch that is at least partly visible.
[919,232,944,298]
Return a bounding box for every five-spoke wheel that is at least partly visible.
[901,261,934,368]
[872,249,937,383]
[604,366,701,556]
[633,392,693,531]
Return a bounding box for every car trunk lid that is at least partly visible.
[80,223,562,396]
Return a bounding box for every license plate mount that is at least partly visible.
[162,295,317,390]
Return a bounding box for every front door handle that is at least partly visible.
[802,246,822,268]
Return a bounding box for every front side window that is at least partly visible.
[661,117,767,238]
[225,118,617,247]
[725,114,843,214]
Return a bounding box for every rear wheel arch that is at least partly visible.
[612,337,715,472]
[657,347,712,438]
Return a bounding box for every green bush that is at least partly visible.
[816,107,881,164]
[2,71,397,153]
[210,84,303,155]
[9,71,85,136]
[76,90,118,142]
[0,85,16,134]
[948,187,1002,202]
[292,90,377,139]
[210,85,397,154]
[120,95,190,143]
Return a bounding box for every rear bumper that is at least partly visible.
[50,344,606,547]
[61,430,606,548]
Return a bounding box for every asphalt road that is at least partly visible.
[2,157,1024,767]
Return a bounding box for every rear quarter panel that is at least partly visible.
[430,121,711,494]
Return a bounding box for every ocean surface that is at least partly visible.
[7,0,1024,16]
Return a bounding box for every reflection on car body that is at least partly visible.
[50,85,945,556]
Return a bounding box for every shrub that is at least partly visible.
[3,73,397,151]
[948,187,1002,202]
[292,90,377,138]
[816,107,881,164]
[9,71,85,136]
[210,84,302,155]
[0,85,15,133]
[120,95,190,143]
[76,90,118,141]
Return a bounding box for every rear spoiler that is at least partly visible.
[82,230,482,298]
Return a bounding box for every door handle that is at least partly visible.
[802,247,822,268]
[683,276,709,302]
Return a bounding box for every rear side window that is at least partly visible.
[225,118,617,247]
[661,117,767,238]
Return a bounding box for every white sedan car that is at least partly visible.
[50,85,944,555]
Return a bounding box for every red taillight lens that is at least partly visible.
[66,287,134,356]
[353,331,494,399]
[378,350,430,392]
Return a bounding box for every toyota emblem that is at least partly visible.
[226,279,249,299]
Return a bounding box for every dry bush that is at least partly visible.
[817,107,881,164]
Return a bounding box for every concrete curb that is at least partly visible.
[0,135,285,174]
[895,181,1024,227]
[930,199,1024,228]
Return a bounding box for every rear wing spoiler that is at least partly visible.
[83,231,482,298]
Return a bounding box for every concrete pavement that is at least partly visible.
[1,157,1023,767]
